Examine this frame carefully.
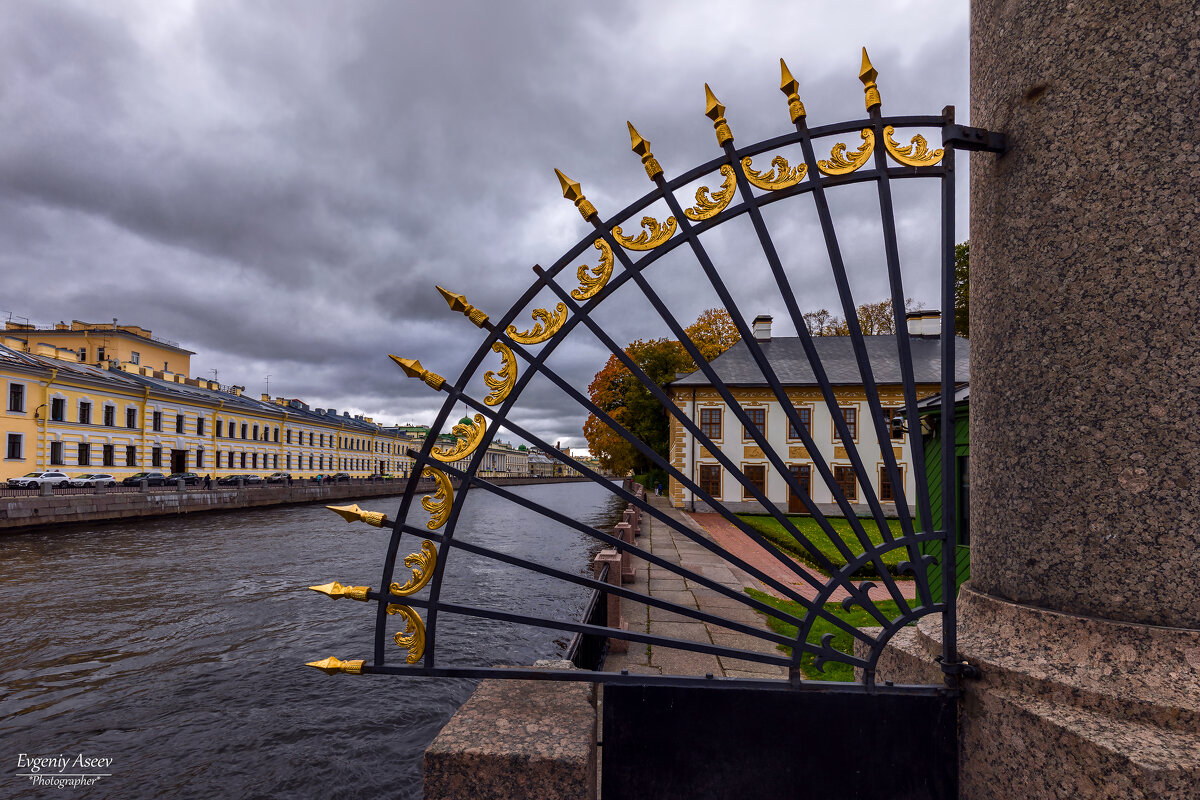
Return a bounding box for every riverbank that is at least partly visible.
[0,476,590,532]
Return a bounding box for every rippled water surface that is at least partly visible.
[0,481,621,799]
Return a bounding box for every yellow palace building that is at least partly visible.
[0,319,484,482]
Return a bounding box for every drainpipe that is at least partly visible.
[39,367,60,470]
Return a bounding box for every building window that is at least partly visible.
[216,420,223,437]
[196,449,204,468]
[788,407,812,439]
[241,423,248,439]
[273,455,279,469]
[152,411,162,431]
[742,464,767,499]
[699,407,721,440]
[699,464,721,498]
[286,430,292,444]
[308,432,314,446]
[97,346,106,362]
[252,453,258,469]
[885,407,905,440]
[833,465,857,502]
[130,351,140,365]
[152,447,162,468]
[6,433,22,459]
[240,452,247,468]
[126,445,137,466]
[273,427,279,443]
[742,408,766,440]
[126,407,137,428]
[176,414,185,434]
[789,464,812,499]
[51,398,66,421]
[834,407,857,441]
[103,405,115,426]
[320,433,325,447]
[286,454,292,469]
[77,401,92,425]
[879,465,905,503]
[51,441,64,465]
[8,383,24,412]
[77,347,86,362]
[253,424,259,440]
[197,417,205,436]
[103,444,115,466]
[308,455,313,469]
[78,443,91,466]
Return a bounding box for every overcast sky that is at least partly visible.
[0,0,969,449]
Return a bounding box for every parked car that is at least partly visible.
[241,474,263,485]
[164,472,201,486]
[7,471,72,488]
[216,474,243,486]
[70,473,118,488]
[122,472,168,486]
[330,472,351,483]
[265,472,292,484]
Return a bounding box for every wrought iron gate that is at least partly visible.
[307,51,1005,798]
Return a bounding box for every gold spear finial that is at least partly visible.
[388,355,445,391]
[704,84,733,146]
[436,286,489,328]
[308,581,371,601]
[554,169,598,222]
[627,122,663,181]
[305,656,365,675]
[326,503,388,528]
[779,58,806,123]
[859,48,881,111]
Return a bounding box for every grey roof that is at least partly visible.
[669,335,969,387]
[917,384,970,411]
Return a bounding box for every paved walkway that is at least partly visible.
[603,496,914,679]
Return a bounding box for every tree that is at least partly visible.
[954,241,969,338]
[582,309,740,474]
[803,298,921,336]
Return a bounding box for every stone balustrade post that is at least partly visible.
[614,522,635,582]
[592,549,626,654]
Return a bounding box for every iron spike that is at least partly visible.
[859,47,881,111]
[703,84,733,146]
[305,656,364,675]
[553,168,598,221]
[627,121,663,181]
[779,58,807,123]
[325,503,389,528]
[388,355,446,391]
[435,286,489,328]
[308,581,371,601]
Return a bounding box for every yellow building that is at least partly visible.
[0,329,435,482]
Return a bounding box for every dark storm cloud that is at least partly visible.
[0,0,967,449]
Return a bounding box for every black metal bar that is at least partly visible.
[941,123,1008,153]
[939,105,960,688]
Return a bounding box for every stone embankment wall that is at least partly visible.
[0,476,589,532]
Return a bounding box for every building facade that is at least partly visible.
[667,313,969,517]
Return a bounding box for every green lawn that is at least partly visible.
[746,587,905,682]
[738,513,907,579]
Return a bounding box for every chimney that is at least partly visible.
[261,393,270,402]
[905,310,940,338]
[753,314,773,342]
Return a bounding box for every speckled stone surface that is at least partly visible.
[868,586,1200,799]
[970,0,1200,628]
[422,666,596,800]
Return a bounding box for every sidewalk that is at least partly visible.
[603,494,788,679]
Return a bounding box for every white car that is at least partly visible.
[7,471,72,488]
[70,473,118,488]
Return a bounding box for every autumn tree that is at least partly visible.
[582,309,740,474]
[803,298,922,336]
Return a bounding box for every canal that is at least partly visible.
[0,480,623,799]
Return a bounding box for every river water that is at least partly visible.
[0,481,623,799]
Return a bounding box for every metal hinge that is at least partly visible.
[935,654,983,679]
[942,124,1009,154]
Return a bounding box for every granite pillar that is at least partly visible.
[954,1,1200,796]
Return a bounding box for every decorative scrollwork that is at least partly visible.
[431,413,487,462]
[420,466,454,529]
[882,125,944,167]
[386,604,427,664]
[506,303,568,345]
[390,539,438,596]
[684,165,736,221]
[611,215,677,251]
[570,239,614,301]
[817,129,875,176]
[482,342,517,406]
[740,155,807,190]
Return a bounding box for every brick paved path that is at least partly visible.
[603,496,915,679]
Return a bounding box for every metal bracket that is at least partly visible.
[942,123,1009,154]
[935,655,982,679]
